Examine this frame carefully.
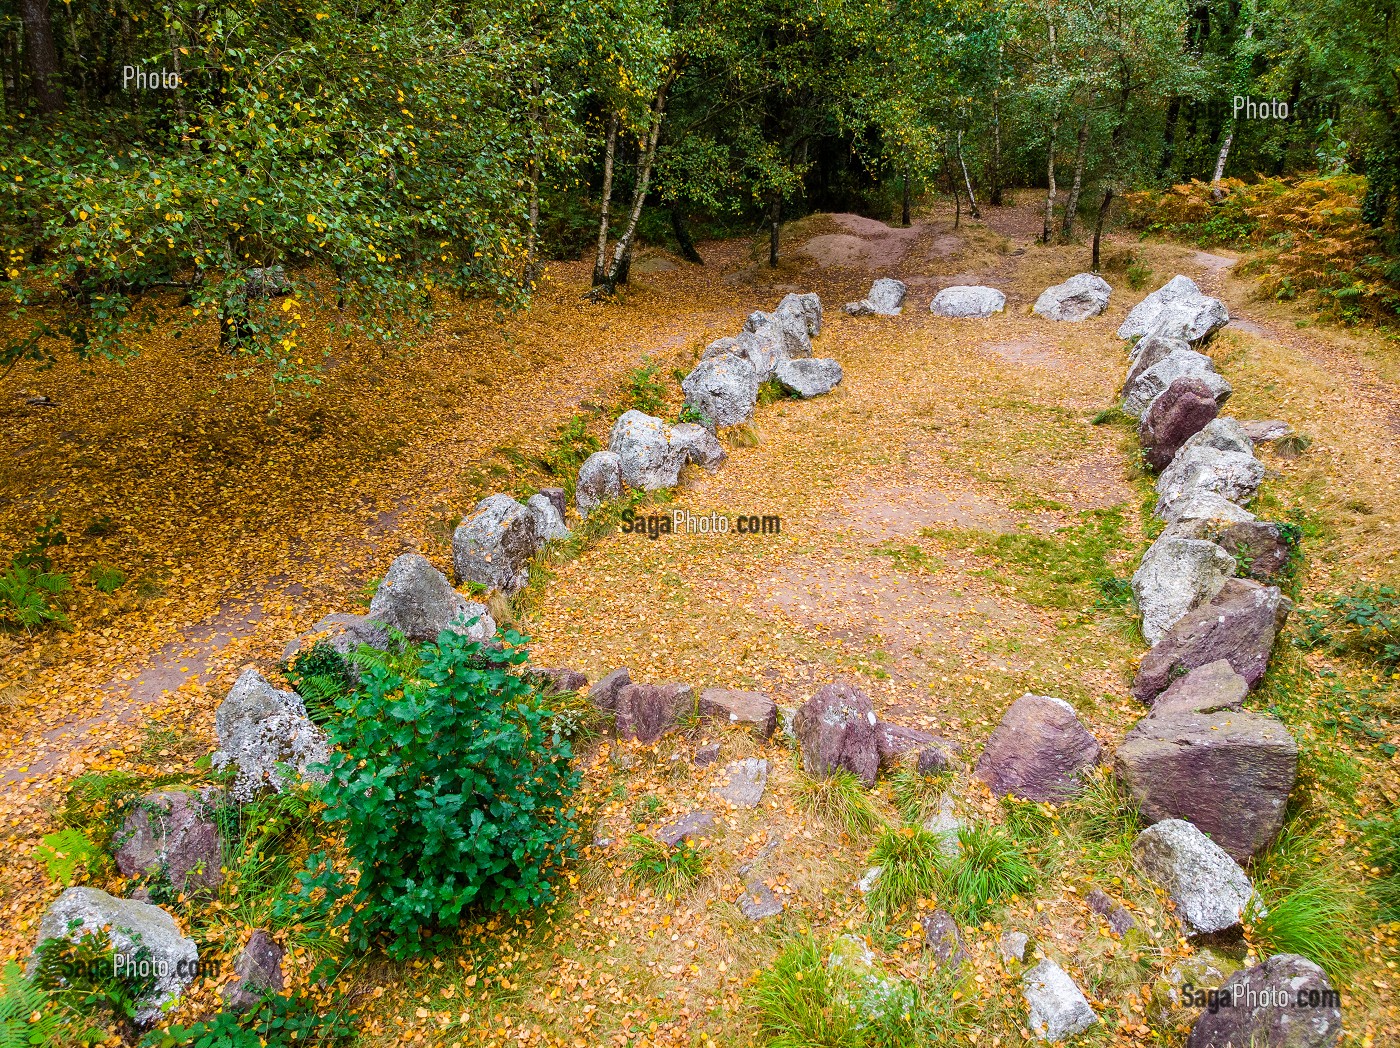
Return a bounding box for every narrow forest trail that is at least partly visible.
[1,199,1395,1045]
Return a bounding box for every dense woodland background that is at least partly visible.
[3,0,1399,379]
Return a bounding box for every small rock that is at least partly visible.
[280,612,388,667]
[451,494,545,593]
[525,666,588,694]
[670,423,727,471]
[739,879,785,920]
[1139,376,1220,471]
[930,285,1006,319]
[1239,418,1295,448]
[1033,273,1112,321]
[536,487,567,519]
[774,357,843,398]
[856,866,883,894]
[1131,535,1236,645]
[920,910,966,968]
[775,291,823,337]
[1118,276,1228,342]
[844,277,907,316]
[712,758,770,808]
[1023,958,1098,1042]
[369,552,495,643]
[922,798,964,857]
[1186,954,1342,1048]
[1150,948,1239,1025]
[614,682,695,744]
[916,740,960,775]
[608,411,700,490]
[223,929,285,1011]
[1085,888,1137,936]
[588,667,632,711]
[778,705,798,743]
[681,353,760,429]
[974,694,1101,802]
[875,721,937,768]
[212,669,330,802]
[115,789,224,894]
[1155,446,1265,521]
[37,887,198,1024]
[1149,659,1248,716]
[1216,520,1292,581]
[656,810,718,847]
[526,492,571,543]
[1133,579,1292,703]
[999,930,1030,964]
[697,688,777,738]
[1122,349,1231,418]
[693,742,721,767]
[793,680,881,786]
[1114,707,1298,861]
[1180,417,1254,456]
[576,451,624,518]
[1131,819,1260,935]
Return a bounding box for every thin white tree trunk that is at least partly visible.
[1211,23,1254,199]
[592,112,619,286]
[957,130,981,218]
[1061,106,1090,238]
[604,70,677,289]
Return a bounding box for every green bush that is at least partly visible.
[33,930,155,1041]
[795,768,882,838]
[302,629,580,958]
[621,834,705,896]
[623,359,668,415]
[88,563,126,594]
[866,826,945,916]
[0,960,84,1047]
[282,641,358,725]
[943,824,1038,923]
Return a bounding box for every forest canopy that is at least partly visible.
[3,0,1399,377]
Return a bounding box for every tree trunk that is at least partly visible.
[901,162,912,226]
[1160,96,1181,177]
[957,130,981,219]
[990,84,1003,206]
[1210,22,1254,201]
[1092,188,1114,271]
[18,0,62,114]
[768,191,780,267]
[670,206,702,264]
[1060,107,1090,239]
[523,158,541,288]
[947,154,962,230]
[1041,19,1059,243]
[591,112,619,287]
[602,71,676,292]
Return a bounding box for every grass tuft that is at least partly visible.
[796,768,882,838]
[866,826,946,916]
[943,824,1039,924]
[889,766,946,824]
[1246,870,1363,981]
[752,936,860,1047]
[621,834,705,896]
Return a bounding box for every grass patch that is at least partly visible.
[1060,769,1141,862]
[1090,406,1136,427]
[1246,871,1363,981]
[943,824,1039,924]
[931,508,1132,610]
[621,834,705,896]
[868,542,940,574]
[889,766,946,824]
[796,768,882,838]
[623,359,668,415]
[1360,806,1400,919]
[866,826,946,916]
[752,935,861,1047]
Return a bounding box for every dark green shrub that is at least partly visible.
[282,641,358,725]
[1300,585,1400,671]
[302,629,580,958]
[33,929,155,1040]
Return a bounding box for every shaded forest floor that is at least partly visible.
[0,194,1396,1046]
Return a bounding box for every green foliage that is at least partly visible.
[676,403,712,427]
[59,769,193,854]
[1360,807,1400,919]
[1246,871,1363,981]
[621,834,705,896]
[33,829,106,887]
[757,378,794,407]
[1059,771,1141,862]
[87,564,126,594]
[623,360,668,415]
[303,629,580,958]
[0,961,79,1048]
[1126,260,1153,290]
[1300,584,1400,671]
[1090,407,1136,427]
[541,415,602,496]
[630,793,664,825]
[141,992,357,1048]
[938,509,1130,610]
[796,769,882,838]
[942,824,1038,924]
[868,542,940,574]
[1093,575,1134,609]
[753,936,862,1048]
[0,564,71,630]
[866,827,945,916]
[33,930,155,1039]
[14,515,68,572]
[282,641,358,725]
